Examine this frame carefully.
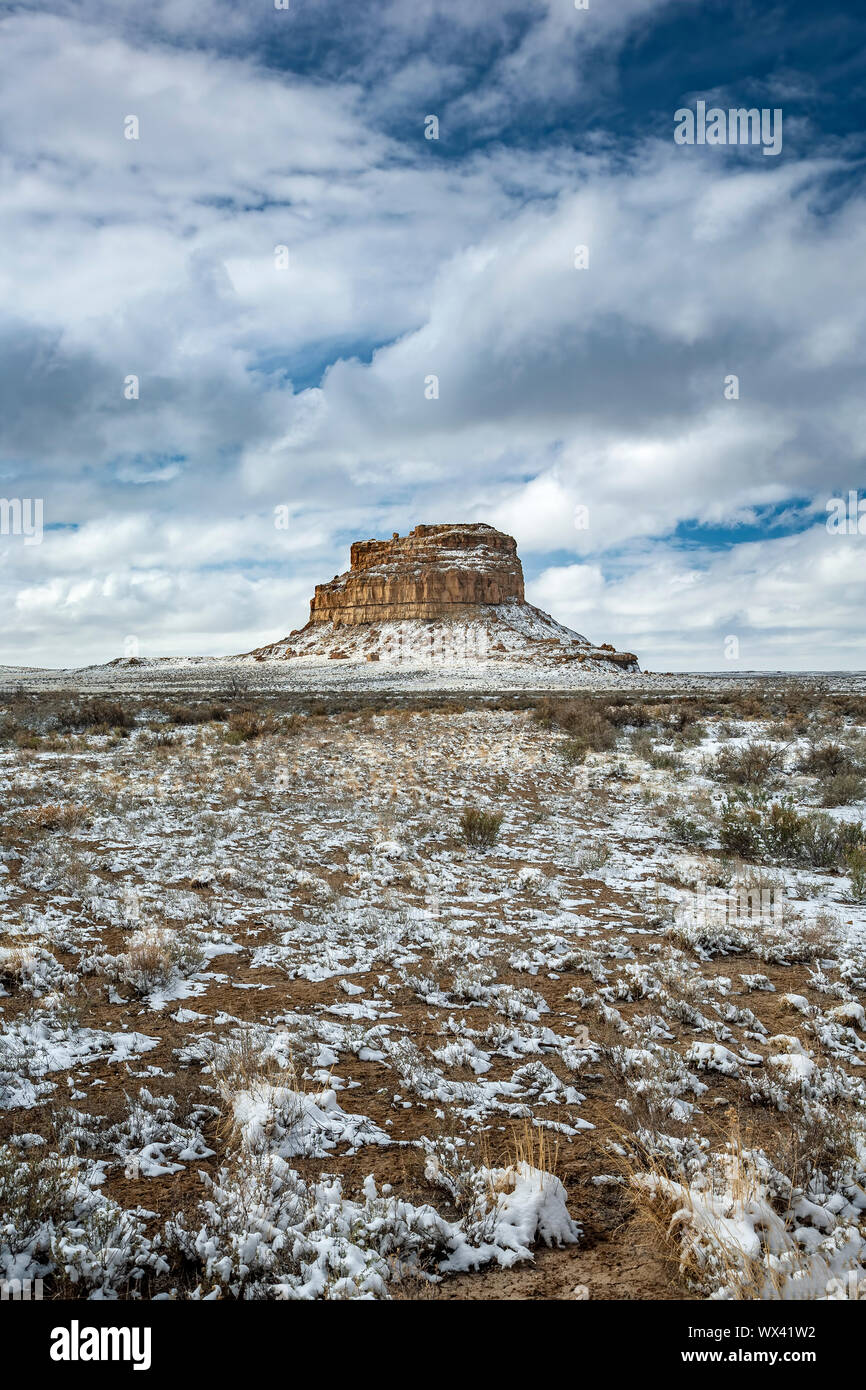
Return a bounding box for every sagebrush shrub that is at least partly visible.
[535,698,616,761]
[819,773,864,807]
[795,813,845,869]
[719,798,764,858]
[718,793,863,870]
[629,730,655,759]
[116,928,206,997]
[762,799,804,858]
[667,814,709,848]
[798,741,851,779]
[845,845,866,902]
[0,1141,74,1254]
[713,742,784,788]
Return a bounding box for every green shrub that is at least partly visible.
[836,820,866,857]
[762,798,804,858]
[0,1142,74,1250]
[820,773,865,807]
[667,814,709,848]
[846,845,866,902]
[679,723,707,748]
[719,792,863,871]
[719,798,765,859]
[713,742,784,788]
[561,738,588,765]
[795,813,844,870]
[648,748,683,772]
[629,730,655,760]
[13,729,41,749]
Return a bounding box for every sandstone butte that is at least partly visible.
[248,523,639,670]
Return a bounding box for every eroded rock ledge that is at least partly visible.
[309,523,525,626]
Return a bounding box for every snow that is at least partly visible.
[230,1085,391,1157]
[437,1163,580,1272]
[2,680,866,1300]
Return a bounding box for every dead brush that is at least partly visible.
[0,1139,78,1250]
[459,806,503,849]
[31,839,94,897]
[0,943,33,992]
[616,1100,866,1300]
[114,925,206,997]
[481,1117,562,1191]
[209,1038,310,1153]
[387,1267,441,1300]
[4,802,91,842]
[767,1087,865,1193]
[22,802,90,833]
[117,932,173,995]
[145,730,180,750]
[210,1031,285,1097]
[613,1116,794,1299]
[606,1062,691,1142]
[224,710,275,743]
[573,840,611,874]
[223,769,255,802]
[754,907,837,965]
[421,1128,507,1246]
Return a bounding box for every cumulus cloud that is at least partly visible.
[529,526,866,672]
[0,2,863,668]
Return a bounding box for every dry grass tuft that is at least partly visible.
[459,806,503,849]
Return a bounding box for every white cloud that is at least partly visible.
[0,4,863,669]
[529,527,866,672]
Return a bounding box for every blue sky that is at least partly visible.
[0,0,864,670]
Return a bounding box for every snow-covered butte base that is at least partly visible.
[242,598,640,673]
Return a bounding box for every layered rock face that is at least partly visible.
[309,523,524,626]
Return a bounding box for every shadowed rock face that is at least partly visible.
[309,523,526,626]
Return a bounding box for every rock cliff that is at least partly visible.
[309,523,524,625]
[245,523,639,671]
